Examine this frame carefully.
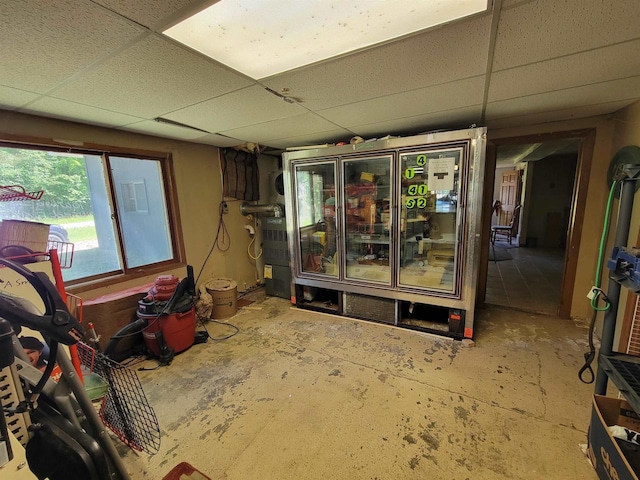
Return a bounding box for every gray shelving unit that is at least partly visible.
[595,165,640,413]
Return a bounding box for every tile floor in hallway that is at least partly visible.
[120,291,598,480]
[486,239,565,315]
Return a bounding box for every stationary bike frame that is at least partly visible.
[0,257,131,480]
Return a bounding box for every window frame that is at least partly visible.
[0,139,185,292]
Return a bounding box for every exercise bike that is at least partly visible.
[0,257,132,480]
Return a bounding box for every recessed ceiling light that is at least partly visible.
[164,0,490,80]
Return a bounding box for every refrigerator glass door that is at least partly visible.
[343,155,393,284]
[293,161,339,277]
[398,148,463,293]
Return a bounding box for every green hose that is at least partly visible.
[579,179,620,382]
[590,179,619,311]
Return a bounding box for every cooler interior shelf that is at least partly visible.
[599,353,640,413]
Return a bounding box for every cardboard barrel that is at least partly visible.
[205,278,237,319]
[0,220,50,258]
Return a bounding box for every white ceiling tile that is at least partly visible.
[0,86,40,110]
[0,0,145,93]
[261,15,492,110]
[486,77,640,120]
[349,106,483,138]
[260,129,355,150]
[165,85,307,133]
[1,1,640,148]
[191,133,247,148]
[20,97,144,127]
[318,77,485,127]
[486,100,633,129]
[494,0,640,70]
[500,0,535,7]
[92,0,207,29]
[489,40,640,102]
[118,119,211,140]
[51,35,252,118]
[219,112,350,144]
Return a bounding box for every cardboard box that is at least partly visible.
[588,395,640,480]
[83,282,153,345]
[619,401,640,433]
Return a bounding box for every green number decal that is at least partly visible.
[416,155,426,166]
[417,197,427,208]
[405,198,416,209]
[418,184,428,195]
[408,185,418,195]
[405,168,415,179]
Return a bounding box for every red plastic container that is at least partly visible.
[147,274,180,301]
[155,275,178,286]
[140,307,196,357]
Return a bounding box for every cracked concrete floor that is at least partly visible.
[120,293,597,479]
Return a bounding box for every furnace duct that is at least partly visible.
[240,202,283,217]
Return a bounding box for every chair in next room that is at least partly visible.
[491,204,521,245]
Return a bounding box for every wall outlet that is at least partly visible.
[221,201,229,214]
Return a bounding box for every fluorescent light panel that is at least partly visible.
[164,0,489,80]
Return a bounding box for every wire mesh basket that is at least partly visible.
[66,292,83,321]
[0,185,44,201]
[46,240,75,268]
[77,342,161,455]
[0,239,74,268]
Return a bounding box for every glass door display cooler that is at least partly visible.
[343,155,393,285]
[283,127,486,339]
[292,161,339,278]
[398,147,464,295]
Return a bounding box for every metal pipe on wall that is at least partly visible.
[240,202,283,217]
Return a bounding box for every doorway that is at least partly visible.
[484,137,583,316]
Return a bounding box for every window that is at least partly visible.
[0,144,180,284]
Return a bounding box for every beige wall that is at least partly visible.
[0,111,262,301]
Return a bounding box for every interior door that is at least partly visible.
[498,169,522,225]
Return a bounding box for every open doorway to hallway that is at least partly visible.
[485,139,581,315]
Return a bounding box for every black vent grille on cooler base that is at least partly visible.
[343,293,397,325]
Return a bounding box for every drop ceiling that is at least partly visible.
[1,0,639,151]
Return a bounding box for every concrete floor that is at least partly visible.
[120,292,597,480]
